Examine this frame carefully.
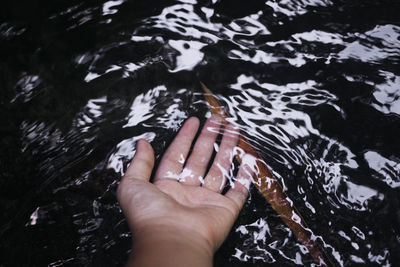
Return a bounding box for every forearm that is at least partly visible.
[127,226,213,267]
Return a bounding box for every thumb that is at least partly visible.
[123,139,155,182]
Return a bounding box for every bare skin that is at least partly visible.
[117,116,254,267]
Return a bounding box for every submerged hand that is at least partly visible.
[117,117,253,267]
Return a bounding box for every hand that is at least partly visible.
[117,116,254,267]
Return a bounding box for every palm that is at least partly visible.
[118,117,252,252]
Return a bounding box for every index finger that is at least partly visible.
[154,117,200,182]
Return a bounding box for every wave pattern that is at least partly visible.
[1,0,400,266]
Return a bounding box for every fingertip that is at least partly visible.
[224,123,240,139]
[186,116,200,128]
[123,139,155,181]
[136,139,154,163]
[137,138,154,152]
[204,115,223,135]
[177,117,200,137]
[209,114,222,123]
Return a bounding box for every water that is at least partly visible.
[1,0,400,266]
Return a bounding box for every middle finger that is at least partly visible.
[180,115,222,185]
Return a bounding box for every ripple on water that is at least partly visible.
[1,0,400,266]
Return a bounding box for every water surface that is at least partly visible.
[1,0,400,266]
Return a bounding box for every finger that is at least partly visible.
[180,115,222,186]
[123,139,155,182]
[203,124,239,192]
[225,153,255,210]
[154,117,200,182]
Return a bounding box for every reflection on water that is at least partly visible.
[1,0,400,266]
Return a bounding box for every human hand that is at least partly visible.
[117,116,254,266]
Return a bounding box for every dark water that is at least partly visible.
[1,0,400,266]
